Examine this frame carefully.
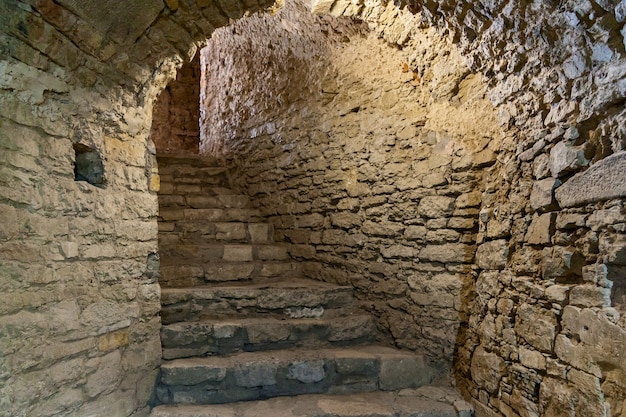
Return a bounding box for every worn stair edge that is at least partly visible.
[158,194,251,209]
[158,261,301,290]
[159,208,262,222]
[151,387,472,416]
[161,314,377,359]
[156,345,441,405]
[159,243,290,263]
[160,279,357,321]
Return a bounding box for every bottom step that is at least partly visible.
[150,386,473,417]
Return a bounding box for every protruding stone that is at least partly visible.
[549,141,588,178]
[555,151,626,207]
[529,178,560,212]
[525,213,556,245]
[470,346,505,393]
[475,240,508,270]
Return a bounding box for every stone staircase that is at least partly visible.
[151,155,473,417]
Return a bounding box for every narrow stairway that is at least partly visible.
[151,155,473,417]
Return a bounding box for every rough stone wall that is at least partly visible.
[0,0,274,415]
[200,0,505,369]
[200,0,626,415]
[151,54,201,154]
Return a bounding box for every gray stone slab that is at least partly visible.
[149,389,468,417]
[555,151,626,207]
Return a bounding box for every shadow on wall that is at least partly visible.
[151,53,202,155]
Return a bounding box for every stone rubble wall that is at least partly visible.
[151,54,201,154]
[200,0,505,369]
[200,0,626,416]
[0,0,275,415]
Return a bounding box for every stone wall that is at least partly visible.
[200,0,505,368]
[1,0,625,415]
[151,54,201,154]
[0,0,274,415]
[200,0,626,415]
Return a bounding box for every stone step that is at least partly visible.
[158,208,262,222]
[158,222,272,245]
[159,261,300,289]
[150,387,472,417]
[159,243,290,265]
[161,314,377,360]
[155,346,440,405]
[158,194,250,209]
[160,279,356,323]
[159,183,240,196]
[159,172,229,186]
[157,155,226,169]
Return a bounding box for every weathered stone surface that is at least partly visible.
[419,244,476,263]
[529,178,560,212]
[515,304,557,352]
[417,196,455,218]
[549,141,588,178]
[475,240,508,270]
[470,346,505,394]
[525,213,556,245]
[555,151,626,207]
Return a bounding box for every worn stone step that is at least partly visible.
[150,387,472,417]
[158,222,272,245]
[159,183,240,196]
[159,208,262,222]
[155,346,440,405]
[157,155,226,169]
[161,314,377,359]
[159,261,300,288]
[159,243,291,266]
[160,279,356,323]
[158,194,250,209]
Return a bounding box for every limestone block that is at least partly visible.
[85,350,121,398]
[515,303,557,352]
[475,239,508,270]
[569,285,611,307]
[287,360,326,383]
[540,246,584,280]
[539,375,607,417]
[362,220,404,237]
[417,196,455,218]
[234,361,278,387]
[555,151,626,207]
[379,355,434,390]
[404,225,427,240]
[223,245,253,261]
[418,243,475,263]
[456,191,482,208]
[549,141,587,178]
[529,178,560,212]
[216,223,247,240]
[161,363,227,386]
[330,212,361,229]
[381,245,417,259]
[248,223,271,243]
[525,213,556,245]
[555,213,586,230]
[470,346,505,393]
[518,346,546,370]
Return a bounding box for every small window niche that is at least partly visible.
[73,143,105,187]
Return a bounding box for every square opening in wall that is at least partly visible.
[73,143,105,187]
